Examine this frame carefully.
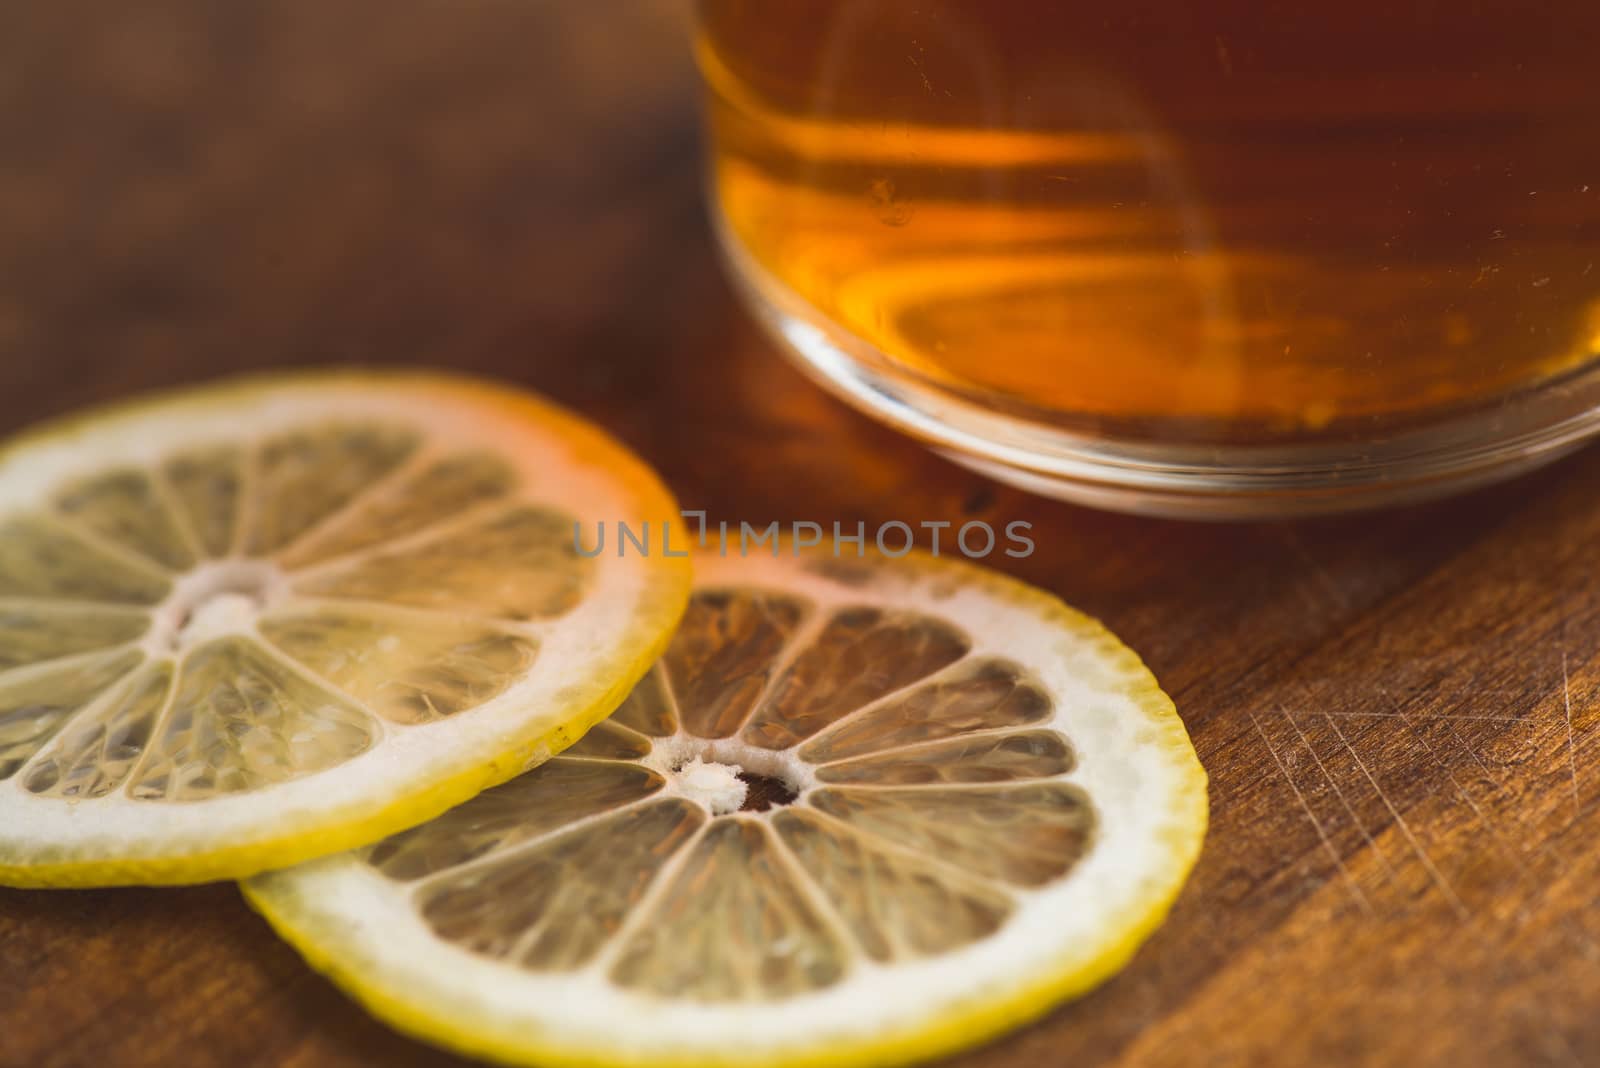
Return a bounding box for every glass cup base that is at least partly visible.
[716,221,1600,520]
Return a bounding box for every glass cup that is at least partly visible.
[695,0,1600,517]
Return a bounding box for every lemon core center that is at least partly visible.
[652,739,810,816]
[152,560,287,651]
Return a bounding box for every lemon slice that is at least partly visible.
[0,371,688,887]
[246,548,1207,1068]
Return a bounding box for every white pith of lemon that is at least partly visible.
[0,370,689,887]
[246,546,1207,1068]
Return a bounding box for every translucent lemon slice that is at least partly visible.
[0,371,688,887]
[247,548,1206,1068]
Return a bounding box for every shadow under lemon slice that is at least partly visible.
[0,370,689,887]
[246,546,1207,1068]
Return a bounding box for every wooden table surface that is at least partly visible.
[2,3,1598,1067]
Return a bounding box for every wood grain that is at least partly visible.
[2,3,1598,1066]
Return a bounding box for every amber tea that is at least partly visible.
[698,0,1600,511]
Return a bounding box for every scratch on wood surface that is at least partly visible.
[1391,695,1600,968]
[1250,709,1373,914]
[1388,681,1511,793]
[1322,713,1471,921]
[1388,694,1493,832]
[1440,713,1503,787]
[1283,708,1399,884]
[1316,710,1524,723]
[1387,690,1530,877]
[1391,673,1600,966]
[1313,684,1552,698]
[1562,649,1580,820]
[1278,525,1352,613]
